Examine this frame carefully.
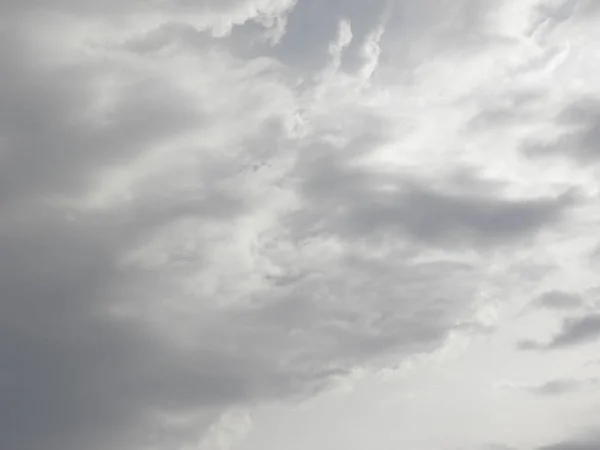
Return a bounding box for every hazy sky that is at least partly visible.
[1,1,600,449]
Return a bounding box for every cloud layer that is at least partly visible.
[1,1,600,450]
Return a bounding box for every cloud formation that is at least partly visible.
[537,290,584,310]
[1,1,600,450]
[498,377,599,396]
[524,98,600,163]
[540,431,600,450]
[519,314,600,350]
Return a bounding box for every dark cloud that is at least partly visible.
[541,442,600,450]
[498,377,599,397]
[0,213,263,450]
[227,0,503,77]
[0,28,204,210]
[528,378,593,396]
[381,0,503,63]
[265,0,388,71]
[466,90,546,132]
[525,0,600,38]
[0,204,479,450]
[578,0,600,16]
[539,431,600,450]
[538,290,584,310]
[517,339,545,351]
[292,142,576,249]
[534,0,600,25]
[519,314,600,350]
[0,0,293,19]
[523,98,600,163]
[0,8,360,449]
[0,20,484,448]
[534,0,579,24]
[1,1,596,449]
[549,315,600,348]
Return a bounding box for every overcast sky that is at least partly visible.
[1,1,600,449]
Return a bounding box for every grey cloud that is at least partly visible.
[535,0,579,24]
[539,431,600,450]
[523,98,600,163]
[0,204,480,450]
[0,215,264,450]
[528,378,594,396]
[578,0,600,16]
[0,32,203,209]
[534,0,600,25]
[0,74,257,437]
[590,243,600,262]
[292,141,576,248]
[550,315,600,348]
[517,339,545,351]
[0,78,484,449]
[0,9,335,450]
[362,185,573,247]
[229,0,503,76]
[519,314,600,350]
[0,0,292,19]
[3,1,592,450]
[269,0,388,71]
[381,0,508,66]
[0,19,483,449]
[497,377,598,397]
[525,0,596,38]
[538,290,584,310]
[467,90,545,132]
[541,442,600,450]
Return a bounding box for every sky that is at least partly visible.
[1,0,600,449]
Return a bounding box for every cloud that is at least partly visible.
[538,290,585,310]
[0,0,299,39]
[0,191,485,450]
[467,89,547,132]
[549,315,600,348]
[268,0,389,71]
[0,158,481,450]
[539,431,600,450]
[0,3,508,448]
[531,379,583,395]
[293,148,576,248]
[497,377,599,396]
[1,1,600,450]
[523,98,600,163]
[519,314,600,350]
